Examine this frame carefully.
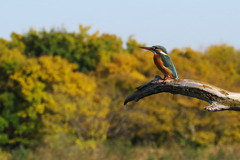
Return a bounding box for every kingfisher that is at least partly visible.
[140,45,179,82]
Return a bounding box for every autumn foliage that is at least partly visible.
[1,26,240,155]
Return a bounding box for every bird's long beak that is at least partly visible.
[139,47,153,51]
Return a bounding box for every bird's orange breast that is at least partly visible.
[153,55,173,78]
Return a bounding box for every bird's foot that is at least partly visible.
[162,77,171,83]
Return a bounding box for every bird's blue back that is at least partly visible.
[159,54,178,79]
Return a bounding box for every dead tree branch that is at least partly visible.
[124,76,240,111]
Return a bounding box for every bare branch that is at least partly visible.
[124,76,240,112]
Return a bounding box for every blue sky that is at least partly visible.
[1,0,240,51]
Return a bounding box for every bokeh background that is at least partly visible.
[1,1,240,160]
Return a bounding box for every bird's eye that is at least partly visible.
[152,46,156,49]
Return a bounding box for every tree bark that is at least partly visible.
[124,75,240,112]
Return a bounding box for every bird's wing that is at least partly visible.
[160,55,178,79]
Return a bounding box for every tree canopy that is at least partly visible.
[1,25,240,152]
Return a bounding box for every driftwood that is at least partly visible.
[124,75,240,111]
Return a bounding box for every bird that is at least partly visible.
[140,45,178,82]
